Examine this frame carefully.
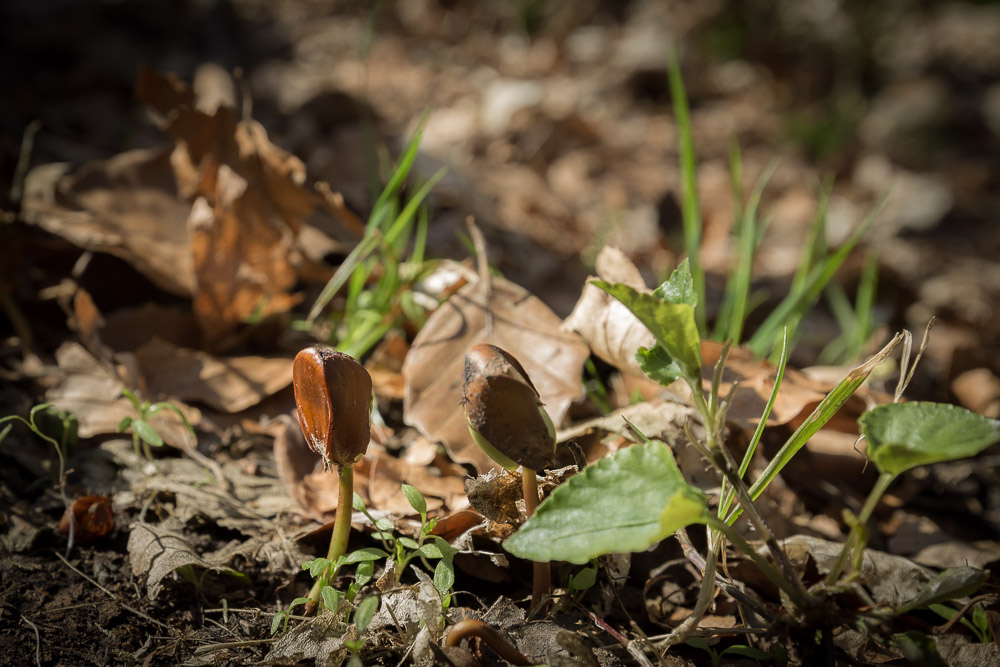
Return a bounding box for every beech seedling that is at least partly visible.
[463,343,554,611]
[292,347,373,613]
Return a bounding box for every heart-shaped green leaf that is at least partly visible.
[859,402,1000,477]
[504,440,706,564]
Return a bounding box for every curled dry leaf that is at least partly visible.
[561,246,654,377]
[21,147,195,296]
[403,258,589,472]
[60,496,114,543]
[135,337,293,413]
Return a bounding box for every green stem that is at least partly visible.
[823,472,894,586]
[307,465,355,612]
[522,467,549,613]
[705,515,806,608]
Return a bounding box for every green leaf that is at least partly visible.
[504,441,707,564]
[397,536,420,550]
[568,565,597,592]
[288,596,310,611]
[116,416,133,433]
[860,402,1000,477]
[354,595,379,633]
[121,388,141,410]
[653,258,698,307]
[340,547,390,565]
[893,631,947,667]
[304,558,332,578]
[592,281,702,382]
[635,345,683,387]
[896,566,989,614]
[321,586,342,612]
[418,543,443,559]
[270,610,287,635]
[374,518,394,532]
[401,484,426,517]
[433,559,455,598]
[355,560,375,587]
[132,419,164,447]
[353,492,367,512]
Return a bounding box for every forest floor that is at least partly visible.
[2,1,1000,665]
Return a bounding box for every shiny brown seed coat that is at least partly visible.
[293,347,372,469]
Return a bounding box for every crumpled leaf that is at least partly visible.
[135,337,292,413]
[21,147,195,295]
[263,616,352,667]
[562,246,654,377]
[403,264,589,472]
[45,341,200,443]
[128,520,228,599]
[273,418,468,521]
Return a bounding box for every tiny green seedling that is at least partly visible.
[117,388,196,460]
[463,343,556,612]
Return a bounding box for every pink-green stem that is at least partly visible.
[307,464,355,612]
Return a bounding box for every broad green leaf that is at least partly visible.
[896,566,988,614]
[860,402,1000,477]
[116,416,133,433]
[270,610,288,635]
[592,281,702,382]
[133,419,164,447]
[635,345,682,387]
[567,564,597,592]
[653,258,698,307]
[504,441,706,564]
[418,542,443,559]
[353,493,366,512]
[401,483,426,517]
[354,595,379,633]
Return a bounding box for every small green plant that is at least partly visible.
[305,124,446,360]
[353,486,457,603]
[292,347,374,614]
[116,388,195,460]
[504,259,1000,654]
[463,343,556,612]
[1,403,78,552]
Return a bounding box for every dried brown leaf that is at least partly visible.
[562,246,654,377]
[22,147,195,295]
[402,273,589,472]
[135,338,293,413]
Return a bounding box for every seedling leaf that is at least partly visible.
[355,595,379,633]
[402,483,426,517]
[321,586,342,612]
[859,402,1000,477]
[340,547,390,564]
[133,419,164,447]
[592,281,702,382]
[504,441,706,564]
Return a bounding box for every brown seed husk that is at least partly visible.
[292,347,372,468]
